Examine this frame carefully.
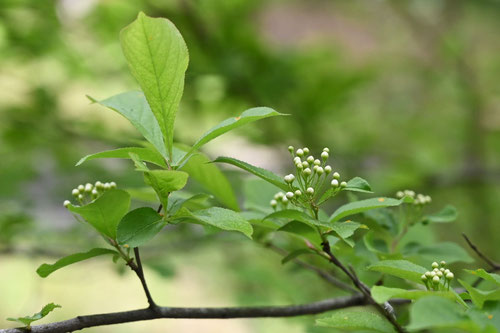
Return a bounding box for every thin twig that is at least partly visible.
[462,233,500,270]
[133,247,157,309]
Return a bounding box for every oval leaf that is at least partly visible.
[316,309,396,333]
[188,207,253,239]
[368,259,427,283]
[76,147,167,168]
[117,207,165,247]
[329,197,404,223]
[144,170,189,208]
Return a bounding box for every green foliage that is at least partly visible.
[117,207,165,247]
[36,248,118,277]
[368,260,427,283]
[184,207,253,239]
[7,303,61,328]
[143,170,188,208]
[371,286,454,303]
[329,197,405,223]
[465,269,500,285]
[316,309,396,332]
[77,147,167,168]
[407,296,468,330]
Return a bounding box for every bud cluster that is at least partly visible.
[270,146,346,209]
[396,190,432,206]
[64,181,117,207]
[420,261,454,291]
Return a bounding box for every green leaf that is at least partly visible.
[7,303,61,328]
[68,189,131,239]
[421,205,458,224]
[316,309,396,332]
[117,207,165,247]
[329,197,404,223]
[277,221,322,247]
[459,279,500,309]
[188,207,253,238]
[330,221,367,240]
[213,156,289,191]
[181,152,239,210]
[281,249,315,264]
[407,296,468,330]
[368,259,427,283]
[406,242,473,264]
[464,269,500,286]
[36,248,117,278]
[76,147,167,168]
[167,193,212,216]
[87,91,166,157]
[144,170,188,208]
[371,286,455,304]
[344,177,373,193]
[120,12,189,158]
[182,107,285,162]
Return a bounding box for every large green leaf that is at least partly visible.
[407,296,468,330]
[117,207,165,247]
[343,177,373,193]
[68,189,131,239]
[144,170,188,208]
[188,207,253,238]
[120,12,189,158]
[405,242,473,264]
[7,303,61,328]
[464,269,500,286]
[36,248,117,278]
[372,286,454,304]
[277,221,322,247]
[181,153,239,210]
[76,147,167,168]
[87,91,166,157]
[181,107,285,162]
[316,309,396,332]
[421,205,458,224]
[213,156,289,191]
[368,259,427,283]
[329,197,404,223]
[459,279,500,309]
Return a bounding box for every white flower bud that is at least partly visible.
[333,172,340,179]
[110,182,116,189]
[331,179,339,187]
[446,272,454,280]
[340,181,347,188]
[282,196,289,203]
[296,149,304,157]
[307,156,314,163]
[432,262,439,269]
[404,190,415,198]
[396,191,404,198]
[313,159,321,166]
[284,174,295,183]
[444,269,450,275]
[440,268,445,272]
[303,168,312,176]
[72,189,80,196]
[306,187,314,194]
[316,167,324,175]
[436,271,443,277]
[303,148,310,155]
[296,162,303,169]
[270,199,277,207]
[63,200,71,208]
[288,146,294,153]
[430,271,436,277]
[433,268,440,273]
[294,190,302,196]
[323,147,330,153]
[324,165,332,173]
[425,271,432,278]
[95,181,103,189]
[275,192,284,199]
[85,183,93,192]
[91,189,98,196]
[78,194,84,201]
[302,161,309,168]
[294,157,302,164]
[432,276,440,284]
[426,195,432,203]
[104,183,111,190]
[421,274,427,282]
[321,151,329,160]
[77,185,85,192]
[286,192,294,199]
[313,165,318,172]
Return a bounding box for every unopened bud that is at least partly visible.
[340,181,347,188]
[440,261,446,267]
[324,165,332,173]
[446,272,454,280]
[331,179,339,187]
[63,200,71,208]
[432,262,439,269]
[294,190,302,196]
[396,191,404,198]
[306,187,314,195]
[303,168,312,176]
[432,276,440,284]
[333,172,340,179]
[85,183,93,192]
[296,149,304,157]
[77,184,85,192]
[323,147,330,153]
[110,182,116,189]
[270,199,277,207]
[288,146,294,153]
[316,167,324,175]
[72,189,80,196]
[321,151,329,160]
[421,274,427,282]
[286,192,294,199]
[303,148,310,155]
[307,156,314,163]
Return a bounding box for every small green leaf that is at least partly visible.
[181,152,239,210]
[7,303,61,328]
[344,177,373,193]
[36,248,117,278]
[407,296,468,330]
[182,107,285,162]
[421,205,458,224]
[117,207,165,247]
[68,189,131,239]
[281,249,315,264]
[167,193,212,216]
[87,91,166,157]
[406,242,473,264]
[76,147,167,168]
[188,207,253,238]
[278,221,322,247]
[464,269,500,286]
[368,259,427,283]
[459,279,500,309]
[372,286,455,304]
[120,12,189,158]
[316,309,396,332]
[213,156,289,191]
[329,197,404,223]
[144,170,188,208]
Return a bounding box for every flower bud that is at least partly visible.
[446,272,454,280]
[440,261,446,267]
[303,168,312,176]
[85,183,93,192]
[433,268,440,273]
[324,165,332,173]
[294,190,302,196]
[340,181,347,188]
[436,271,443,277]
[296,162,303,169]
[284,174,295,183]
[432,262,439,269]
[78,194,84,201]
[440,268,445,272]
[323,147,330,153]
[425,271,432,278]
[302,161,309,168]
[313,165,318,172]
[110,182,116,189]
[63,200,71,208]
[91,189,98,196]
[275,192,284,199]
[294,157,302,164]
[303,147,310,154]
[288,146,294,153]
[432,276,440,284]
[396,191,404,198]
[270,199,277,207]
[77,184,85,192]
[331,179,339,187]
[421,274,427,282]
[296,149,304,157]
[426,195,432,203]
[321,151,329,160]
[104,183,111,190]
[72,189,80,196]
[314,159,321,166]
[333,172,340,180]
[307,156,314,163]
[286,192,294,199]
[316,167,324,175]
[444,269,450,275]
[430,271,436,277]
[306,187,314,195]
[95,181,103,189]
[282,196,289,203]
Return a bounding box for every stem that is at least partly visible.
[133,247,157,309]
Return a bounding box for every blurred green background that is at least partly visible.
[1,0,499,331]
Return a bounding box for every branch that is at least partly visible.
[132,247,157,309]
[462,233,500,270]
[0,295,413,333]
